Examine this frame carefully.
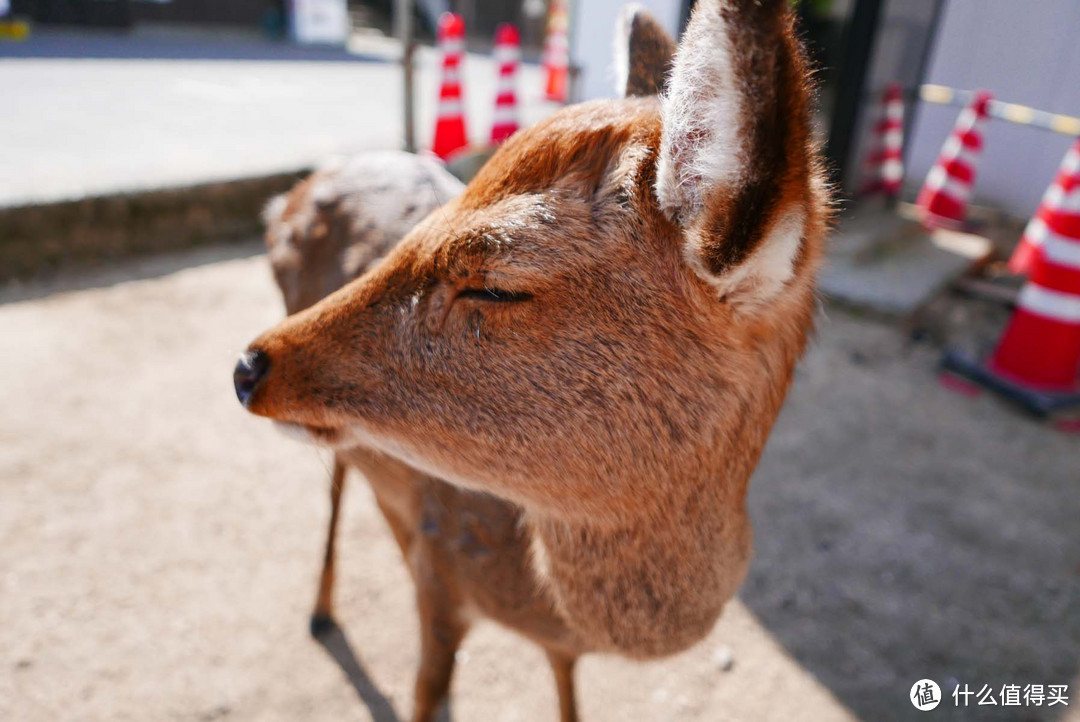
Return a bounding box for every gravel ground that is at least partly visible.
[1,243,1078,722]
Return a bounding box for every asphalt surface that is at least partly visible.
[1,243,1078,721]
[0,244,853,722]
[1,30,553,206]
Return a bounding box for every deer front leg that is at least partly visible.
[545,650,579,722]
[310,454,347,636]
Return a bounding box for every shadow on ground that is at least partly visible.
[0,241,264,306]
[315,621,454,722]
[4,244,1077,721]
[741,309,1080,721]
[314,621,402,722]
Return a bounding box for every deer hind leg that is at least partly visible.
[411,585,469,722]
[310,454,347,636]
[545,650,579,722]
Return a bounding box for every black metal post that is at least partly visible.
[825,0,885,192]
[902,0,945,173]
[396,0,416,153]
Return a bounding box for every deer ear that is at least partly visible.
[656,0,814,306]
[614,5,676,98]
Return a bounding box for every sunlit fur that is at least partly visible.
[248,2,829,720]
[264,151,463,315]
[613,4,676,98]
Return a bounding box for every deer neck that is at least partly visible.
[525,462,753,659]
[518,312,808,658]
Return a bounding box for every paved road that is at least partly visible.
[1,244,1078,721]
[1,30,554,206]
[0,245,853,722]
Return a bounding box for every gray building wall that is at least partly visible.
[906,0,1080,219]
[844,0,941,195]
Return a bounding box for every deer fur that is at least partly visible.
[244,2,828,720]
[264,151,464,316]
[262,150,465,647]
[614,4,677,99]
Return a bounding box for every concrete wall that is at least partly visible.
[569,0,682,101]
[906,0,1080,218]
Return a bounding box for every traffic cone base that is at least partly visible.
[433,118,468,160]
[542,0,570,103]
[942,133,1080,416]
[433,13,469,161]
[941,350,1080,417]
[546,69,568,102]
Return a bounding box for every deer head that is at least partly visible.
[236,0,827,656]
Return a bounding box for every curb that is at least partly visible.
[0,170,307,282]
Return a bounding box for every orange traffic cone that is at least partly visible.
[542,0,570,103]
[862,83,905,198]
[1008,138,1080,274]
[490,23,520,145]
[433,12,469,161]
[916,91,993,231]
[943,184,1080,415]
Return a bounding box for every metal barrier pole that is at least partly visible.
[395,0,416,153]
[919,84,1080,136]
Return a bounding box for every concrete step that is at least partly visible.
[820,202,994,318]
[0,170,303,281]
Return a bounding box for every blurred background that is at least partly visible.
[1,1,1079,721]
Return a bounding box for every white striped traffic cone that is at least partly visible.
[542,0,570,103]
[943,171,1080,415]
[1008,138,1080,274]
[433,12,469,161]
[490,23,520,145]
[916,91,993,231]
[862,82,905,198]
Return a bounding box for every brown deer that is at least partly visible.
[263,151,465,317]
[261,150,465,633]
[236,1,828,720]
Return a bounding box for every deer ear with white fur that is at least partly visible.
[614,4,676,98]
[656,0,816,307]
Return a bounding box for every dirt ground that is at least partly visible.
[2,243,1078,722]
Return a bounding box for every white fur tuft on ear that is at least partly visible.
[613,3,645,98]
[685,205,806,308]
[655,5,743,224]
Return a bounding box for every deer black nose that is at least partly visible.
[233,349,269,407]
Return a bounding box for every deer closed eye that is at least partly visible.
[456,287,533,304]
